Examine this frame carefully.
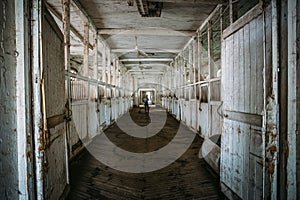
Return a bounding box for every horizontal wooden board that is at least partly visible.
[223,110,262,127]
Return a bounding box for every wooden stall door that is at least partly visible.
[220,5,274,199]
[42,5,68,200]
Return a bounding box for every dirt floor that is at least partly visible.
[67,107,224,200]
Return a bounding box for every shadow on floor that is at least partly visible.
[67,107,224,200]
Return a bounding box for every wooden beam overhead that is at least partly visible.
[124,63,169,67]
[112,48,181,54]
[98,28,195,37]
[147,0,223,5]
[129,70,165,73]
[120,58,173,62]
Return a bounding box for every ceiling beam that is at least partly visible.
[112,48,181,54]
[128,69,165,72]
[124,63,169,67]
[98,28,195,37]
[131,72,164,75]
[120,58,173,62]
[147,0,223,5]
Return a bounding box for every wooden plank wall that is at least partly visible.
[220,4,271,199]
[287,0,300,198]
[42,7,67,200]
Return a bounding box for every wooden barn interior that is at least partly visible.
[0,0,299,199]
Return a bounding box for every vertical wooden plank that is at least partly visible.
[264,5,281,198]
[221,119,230,185]
[93,29,98,80]
[193,40,197,84]
[117,60,120,88]
[249,19,257,114]
[228,35,234,112]
[62,1,71,175]
[102,44,106,96]
[242,123,250,199]
[296,0,300,196]
[233,32,239,111]
[231,30,241,197]
[264,5,273,99]
[287,0,299,198]
[221,38,226,107]
[31,0,45,198]
[198,34,202,107]
[107,48,111,86]
[223,38,230,111]
[229,0,234,24]
[256,15,264,114]
[239,29,245,112]
[83,20,89,77]
[15,0,33,197]
[208,21,212,136]
[231,120,236,195]
[198,33,201,84]
[227,28,234,189]
[244,23,251,113]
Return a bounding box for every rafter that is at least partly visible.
[98,28,195,37]
[112,48,181,54]
[147,0,223,4]
[119,58,173,62]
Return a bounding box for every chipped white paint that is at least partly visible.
[15,0,30,198]
[287,0,299,198]
[62,0,71,185]
[31,0,44,199]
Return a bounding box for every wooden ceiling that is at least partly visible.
[46,0,222,77]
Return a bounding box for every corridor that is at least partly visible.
[67,107,223,199]
[1,0,300,199]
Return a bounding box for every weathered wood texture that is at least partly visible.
[42,6,68,200]
[221,4,272,199]
[296,0,300,196]
[0,1,18,199]
[287,0,300,198]
[67,107,224,200]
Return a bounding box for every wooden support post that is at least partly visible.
[84,19,91,139]
[220,6,223,36]
[93,29,98,80]
[172,66,174,92]
[107,48,111,97]
[193,40,197,84]
[263,1,280,199]
[229,0,234,24]
[83,20,89,77]
[198,32,202,103]
[229,0,237,24]
[32,0,44,198]
[169,67,172,94]
[16,0,32,198]
[207,21,213,136]
[102,43,106,96]
[287,0,299,198]
[175,58,178,97]
[113,59,116,97]
[174,59,177,93]
[183,56,187,100]
[107,49,111,84]
[181,56,184,98]
[117,61,120,88]
[113,59,116,86]
[189,44,192,100]
[62,0,71,185]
